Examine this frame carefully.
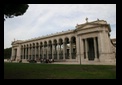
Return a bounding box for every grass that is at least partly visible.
[4,62,116,79]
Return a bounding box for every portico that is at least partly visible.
[11,19,116,65]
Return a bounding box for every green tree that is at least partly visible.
[4,47,12,59]
[4,4,29,21]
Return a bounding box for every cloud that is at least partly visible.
[4,4,116,49]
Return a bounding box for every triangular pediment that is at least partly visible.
[79,24,100,29]
[76,20,108,30]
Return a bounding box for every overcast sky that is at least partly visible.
[4,4,116,49]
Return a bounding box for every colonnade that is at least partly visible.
[11,36,100,61]
[20,37,76,61]
[83,37,99,61]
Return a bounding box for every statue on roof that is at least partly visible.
[97,18,99,21]
[86,17,88,23]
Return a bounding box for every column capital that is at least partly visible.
[69,41,72,43]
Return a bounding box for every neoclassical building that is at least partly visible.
[11,19,116,65]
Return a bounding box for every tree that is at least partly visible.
[4,47,12,59]
[4,4,29,21]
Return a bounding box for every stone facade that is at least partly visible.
[11,19,116,65]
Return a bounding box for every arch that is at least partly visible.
[59,38,63,45]
[53,39,57,45]
[29,43,32,47]
[27,44,28,47]
[36,42,39,47]
[24,45,26,48]
[48,40,52,45]
[58,38,63,59]
[71,36,76,44]
[64,37,70,59]
[21,45,24,48]
[71,36,76,59]
[44,41,47,47]
[40,42,43,47]
[65,37,69,43]
[33,43,35,47]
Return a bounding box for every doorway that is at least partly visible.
[87,38,95,60]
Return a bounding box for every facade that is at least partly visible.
[11,19,116,65]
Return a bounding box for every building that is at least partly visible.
[11,19,116,65]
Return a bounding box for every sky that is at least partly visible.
[4,4,116,49]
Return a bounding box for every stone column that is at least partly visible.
[94,37,98,61]
[22,47,24,59]
[29,47,31,59]
[47,44,49,59]
[76,36,80,62]
[38,45,40,59]
[29,47,31,60]
[26,47,28,59]
[57,42,59,60]
[27,47,28,59]
[29,47,30,59]
[31,47,33,60]
[52,44,54,59]
[85,39,88,61]
[80,38,84,60]
[33,47,35,59]
[18,46,21,60]
[23,48,24,59]
[11,47,14,60]
[63,42,65,60]
[69,40,72,59]
[35,46,36,60]
[25,47,27,59]
[20,48,22,59]
[43,46,44,59]
[98,32,102,54]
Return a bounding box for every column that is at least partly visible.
[20,48,22,59]
[29,47,31,60]
[76,37,79,61]
[38,45,40,59]
[94,37,98,61]
[63,42,65,60]
[31,47,33,60]
[25,47,27,59]
[57,42,59,60]
[27,47,29,59]
[16,45,21,60]
[33,46,35,59]
[69,40,72,59]
[22,47,24,59]
[47,45,49,59]
[52,44,54,59]
[35,46,36,60]
[43,46,44,59]
[85,39,88,61]
[23,48,25,59]
[11,47,14,60]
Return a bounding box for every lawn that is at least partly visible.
[4,63,116,79]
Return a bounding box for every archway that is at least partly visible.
[71,36,76,59]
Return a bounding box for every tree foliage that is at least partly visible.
[4,4,29,20]
[4,47,12,59]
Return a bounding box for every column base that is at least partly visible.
[94,58,100,61]
[85,58,88,61]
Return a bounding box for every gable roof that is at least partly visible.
[76,20,111,32]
